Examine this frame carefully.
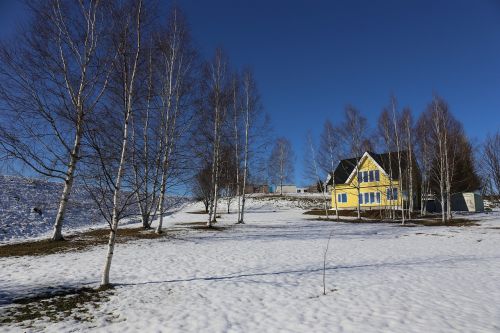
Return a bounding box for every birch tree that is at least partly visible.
[318,119,340,220]
[305,132,330,218]
[0,0,112,240]
[130,42,162,229]
[100,0,144,287]
[339,105,367,220]
[415,111,433,216]
[400,107,415,219]
[389,96,405,224]
[155,6,197,234]
[268,137,295,195]
[377,110,396,219]
[201,49,230,227]
[483,132,500,197]
[230,75,243,221]
[238,69,263,223]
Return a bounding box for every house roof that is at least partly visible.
[327,151,411,185]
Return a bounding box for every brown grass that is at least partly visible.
[0,227,168,258]
[0,286,114,327]
[307,211,479,227]
[175,221,227,231]
[403,219,479,227]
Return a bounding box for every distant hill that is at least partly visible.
[0,175,190,243]
[0,175,104,242]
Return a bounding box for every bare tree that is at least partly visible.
[238,69,264,223]
[318,119,340,220]
[483,132,500,197]
[415,111,433,216]
[422,96,463,222]
[155,6,197,234]
[389,96,405,224]
[401,108,415,219]
[268,137,295,195]
[192,163,212,213]
[129,41,162,230]
[378,109,396,219]
[0,0,112,240]
[338,105,367,220]
[200,49,230,227]
[230,75,242,220]
[304,132,330,218]
[99,0,144,287]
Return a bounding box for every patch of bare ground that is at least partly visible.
[174,221,228,231]
[402,219,479,227]
[306,214,478,227]
[186,210,208,214]
[0,227,169,258]
[0,286,115,328]
[304,209,420,219]
[305,210,479,227]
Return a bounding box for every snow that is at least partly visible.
[1,197,500,332]
[0,175,188,243]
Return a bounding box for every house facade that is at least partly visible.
[326,151,418,210]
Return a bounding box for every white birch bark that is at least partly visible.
[101,0,142,287]
[391,98,405,224]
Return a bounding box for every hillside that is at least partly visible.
[0,175,188,243]
[0,175,103,243]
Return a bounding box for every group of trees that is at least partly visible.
[303,95,488,223]
[0,0,268,287]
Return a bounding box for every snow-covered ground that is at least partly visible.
[0,175,188,243]
[1,197,500,332]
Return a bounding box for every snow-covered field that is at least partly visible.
[1,197,500,332]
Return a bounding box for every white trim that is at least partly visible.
[345,152,389,184]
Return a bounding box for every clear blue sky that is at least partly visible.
[1,1,499,186]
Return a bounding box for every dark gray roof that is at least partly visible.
[327,151,411,185]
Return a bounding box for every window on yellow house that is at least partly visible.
[386,188,398,200]
[337,193,347,203]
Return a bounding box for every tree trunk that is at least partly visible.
[52,112,84,241]
[156,171,168,234]
[239,83,251,224]
[101,107,132,287]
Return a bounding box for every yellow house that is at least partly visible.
[326,151,416,210]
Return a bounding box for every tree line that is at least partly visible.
[0,0,268,287]
[296,95,497,223]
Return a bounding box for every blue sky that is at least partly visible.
[1,1,499,186]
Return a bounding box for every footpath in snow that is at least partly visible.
[1,197,500,332]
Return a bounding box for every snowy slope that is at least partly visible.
[1,198,500,332]
[0,175,188,243]
[0,175,103,242]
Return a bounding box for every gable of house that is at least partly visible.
[327,151,412,186]
[328,151,412,209]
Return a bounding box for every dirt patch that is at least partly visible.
[0,227,168,258]
[0,286,114,328]
[304,209,421,219]
[308,215,478,227]
[186,210,208,214]
[175,221,228,231]
[175,222,208,226]
[309,217,398,224]
[402,219,479,227]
